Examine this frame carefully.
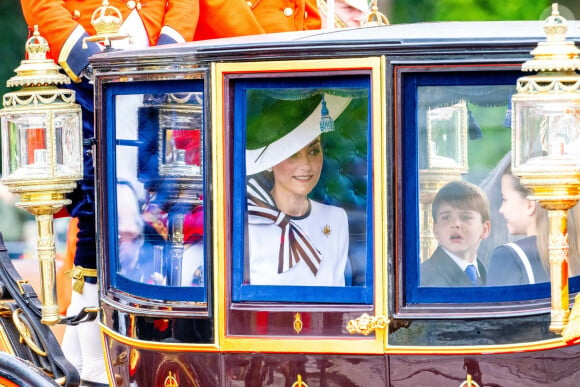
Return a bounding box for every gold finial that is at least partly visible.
[545,3,567,42]
[361,0,389,27]
[26,25,50,61]
[164,371,179,387]
[346,313,389,335]
[83,0,129,48]
[521,3,580,73]
[6,25,70,90]
[91,0,123,36]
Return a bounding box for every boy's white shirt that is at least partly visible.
[441,246,481,276]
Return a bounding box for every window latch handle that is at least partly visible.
[346,313,389,336]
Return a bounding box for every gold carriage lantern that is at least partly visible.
[155,93,203,286]
[158,93,204,178]
[511,3,580,334]
[0,26,83,325]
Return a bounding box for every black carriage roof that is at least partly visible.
[91,20,580,66]
[198,20,580,45]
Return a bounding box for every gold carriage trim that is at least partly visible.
[164,371,179,387]
[347,313,389,336]
[294,312,303,334]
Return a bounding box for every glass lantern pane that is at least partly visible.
[513,98,580,171]
[159,104,203,177]
[416,86,478,173]
[426,101,468,169]
[3,113,50,179]
[114,91,205,290]
[54,110,82,178]
[1,116,18,177]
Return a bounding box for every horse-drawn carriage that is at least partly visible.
[1,4,580,386]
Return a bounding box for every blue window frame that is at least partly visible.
[103,79,207,302]
[231,74,374,304]
[400,66,580,311]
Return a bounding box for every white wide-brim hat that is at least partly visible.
[246,94,352,175]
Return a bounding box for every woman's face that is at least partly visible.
[272,137,323,199]
[499,174,534,235]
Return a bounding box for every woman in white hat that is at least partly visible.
[245,91,352,286]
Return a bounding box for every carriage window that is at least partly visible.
[231,75,373,304]
[106,81,207,303]
[400,67,580,314]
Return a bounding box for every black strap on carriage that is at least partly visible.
[0,232,88,386]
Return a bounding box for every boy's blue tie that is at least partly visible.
[465,264,479,285]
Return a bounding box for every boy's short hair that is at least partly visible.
[432,180,490,222]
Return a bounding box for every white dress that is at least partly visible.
[248,200,349,286]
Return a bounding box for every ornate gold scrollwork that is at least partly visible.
[346,313,389,336]
[459,374,480,387]
[292,374,308,387]
[164,371,179,387]
[12,309,47,357]
[83,0,130,48]
[562,293,580,343]
[293,312,303,334]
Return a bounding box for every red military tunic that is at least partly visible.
[20,0,198,81]
[194,0,321,40]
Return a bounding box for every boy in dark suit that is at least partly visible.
[421,180,491,287]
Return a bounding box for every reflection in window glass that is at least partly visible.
[417,85,521,288]
[114,92,204,288]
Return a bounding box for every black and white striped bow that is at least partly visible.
[247,178,322,275]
